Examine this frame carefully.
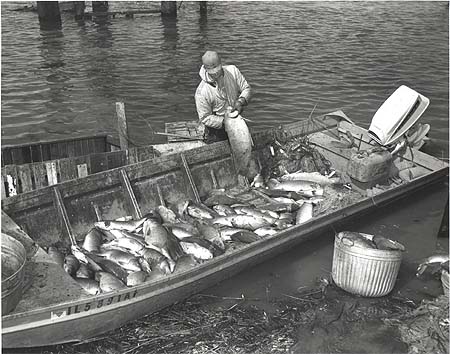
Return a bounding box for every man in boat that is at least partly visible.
[195,51,252,144]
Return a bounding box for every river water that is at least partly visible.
[1,1,449,157]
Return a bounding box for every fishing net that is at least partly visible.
[259,136,332,181]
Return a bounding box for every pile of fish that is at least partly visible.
[336,231,405,251]
[47,169,352,296]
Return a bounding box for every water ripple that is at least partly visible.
[1,1,448,155]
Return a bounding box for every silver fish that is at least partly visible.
[295,201,314,225]
[157,205,180,224]
[416,254,449,276]
[75,278,101,295]
[224,107,253,177]
[83,228,104,252]
[269,180,324,197]
[338,231,377,249]
[164,224,198,240]
[372,235,405,251]
[143,218,184,262]
[212,215,271,231]
[254,227,278,237]
[138,257,153,274]
[138,248,174,274]
[212,204,237,216]
[76,263,95,279]
[99,249,142,272]
[96,272,127,293]
[180,241,214,260]
[259,209,280,220]
[218,227,247,241]
[108,229,145,243]
[230,230,261,244]
[64,255,80,276]
[194,221,226,251]
[280,171,337,185]
[94,217,147,233]
[126,271,148,286]
[104,237,146,255]
[232,206,277,224]
[187,202,217,220]
[89,255,128,283]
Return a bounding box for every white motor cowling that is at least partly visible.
[368,85,430,146]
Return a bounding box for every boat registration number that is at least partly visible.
[51,290,138,319]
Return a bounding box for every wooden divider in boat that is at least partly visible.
[1,137,205,199]
[1,112,448,348]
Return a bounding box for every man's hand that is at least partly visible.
[202,115,224,129]
[234,98,246,115]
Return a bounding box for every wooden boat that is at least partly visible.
[1,111,448,348]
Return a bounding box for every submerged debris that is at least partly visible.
[385,295,449,354]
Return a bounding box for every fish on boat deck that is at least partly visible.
[75,278,101,295]
[94,217,148,233]
[180,240,214,261]
[212,215,271,231]
[138,248,174,274]
[82,228,105,252]
[143,217,185,262]
[95,272,127,293]
[126,271,149,286]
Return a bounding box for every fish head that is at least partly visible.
[158,259,173,274]
[127,258,142,272]
[138,257,152,273]
[94,221,112,231]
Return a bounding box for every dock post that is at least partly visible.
[438,199,449,238]
[92,1,109,13]
[199,1,207,15]
[161,1,177,17]
[115,102,129,151]
[36,1,62,30]
[74,1,86,20]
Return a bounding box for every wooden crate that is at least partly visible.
[1,146,156,198]
[165,121,204,142]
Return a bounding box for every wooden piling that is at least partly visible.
[161,1,177,17]
[92,1,109,13]
[36,1,62,29]
[199,1,207,15]
[74,1,85,20]
[115,102,129,151]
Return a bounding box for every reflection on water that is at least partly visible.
[1,1,448,157]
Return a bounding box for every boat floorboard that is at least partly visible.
[13,250,87,314]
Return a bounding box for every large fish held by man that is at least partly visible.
[224,107,253,178]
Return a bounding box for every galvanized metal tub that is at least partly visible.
[332,233,402,297]
[441,269,449,296]
[2,233,27,315]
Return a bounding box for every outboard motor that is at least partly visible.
[368,85,430,146]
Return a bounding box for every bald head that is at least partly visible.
[202,51,221,66]
[202,51,223,78]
